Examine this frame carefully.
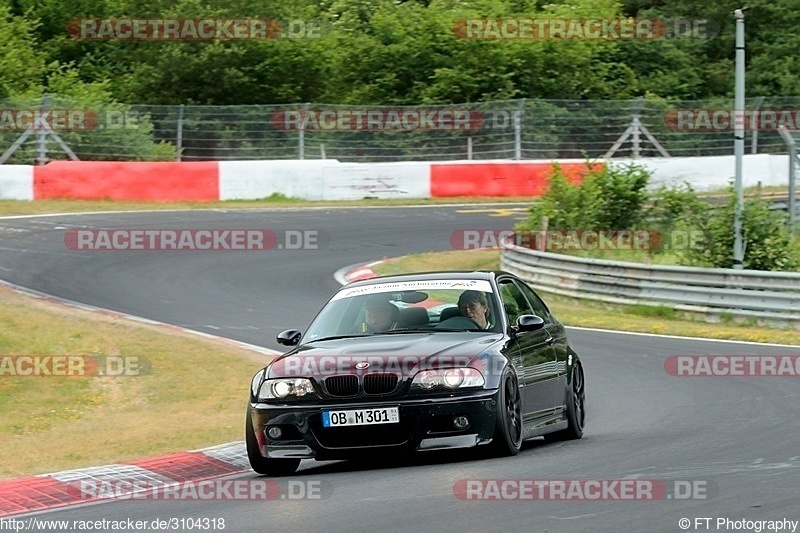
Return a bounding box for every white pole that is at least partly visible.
[733,8,747,269]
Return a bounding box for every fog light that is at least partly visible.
[267,426,283,440]
[452,416,469,430]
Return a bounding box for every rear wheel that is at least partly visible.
[544,363,585,442]
[246,410,300,476]
[489,368,523,456]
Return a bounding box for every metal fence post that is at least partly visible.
[778,126,798,232]
[36,94,51,166]
[750,96,764,154]
[791,148,797,233]
[605,97,669,158]
[631,109,641,158]
[514,99,525,160]
[299,102,310,160]
[176,104,184,162]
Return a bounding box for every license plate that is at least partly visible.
[322,407,400,427]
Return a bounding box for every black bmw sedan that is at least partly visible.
[246,271,585,475]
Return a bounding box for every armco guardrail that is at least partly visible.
[500,240,800,326]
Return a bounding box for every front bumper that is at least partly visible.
[249,390,499,460]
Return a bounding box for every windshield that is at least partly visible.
[302,279,501,341]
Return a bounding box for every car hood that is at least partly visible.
[266,333,505,379]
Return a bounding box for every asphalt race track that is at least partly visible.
[1,206,799,533]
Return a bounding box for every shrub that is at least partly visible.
[518,164,799,272]
[679,188,799,271]
[517,161,650,231]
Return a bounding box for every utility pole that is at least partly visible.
[732,8,749,269]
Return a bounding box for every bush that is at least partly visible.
[518,164,799,272]
[592,162,651,229]
[647,182,706,234]
[679,187,800,271]
[517,163,594,230]
[517,161,650,231]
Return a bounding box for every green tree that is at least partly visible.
[0,4,46,98]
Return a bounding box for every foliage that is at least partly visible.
[518,165,799,271]
[0,5,47,99]
[517,163,596,230]
[645,181,707,252]
[3,0,799,106]
[517,161,650,231]
[679,186,800,271]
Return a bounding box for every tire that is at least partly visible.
[544,363,585,442]
[245,410,300,476]
[489,368,523,456]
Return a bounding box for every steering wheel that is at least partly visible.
[435,316,482,330]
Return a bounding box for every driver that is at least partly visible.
[458,290,492,329]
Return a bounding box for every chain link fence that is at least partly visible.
[2,95,800,164]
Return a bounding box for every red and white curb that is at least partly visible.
[333,260,383,286]
[0,442,250,517]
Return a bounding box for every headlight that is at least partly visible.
[258,378,316,400]
[411,368,485,390]
[443,369,464,387]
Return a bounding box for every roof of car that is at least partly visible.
[344,270,508,289]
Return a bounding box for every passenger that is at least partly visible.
[458,290,492,329]
[357,301,401,333]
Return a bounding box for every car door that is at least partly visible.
[497,277,558,422]
[516,280,570,415]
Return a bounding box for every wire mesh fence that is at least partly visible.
[2,95,800,164]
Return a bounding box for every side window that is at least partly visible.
[498,280,534,326]
[517,281,553,322]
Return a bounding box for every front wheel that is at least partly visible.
[246,410,300,476]
[488,368,523,456]
[544,363,585,442]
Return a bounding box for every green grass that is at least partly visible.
[0,287,273,479]
[0,196,533,217]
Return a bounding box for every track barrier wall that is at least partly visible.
[0,155,792,201]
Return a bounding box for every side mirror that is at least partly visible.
[276,329,302,346]
[516,314,545,332]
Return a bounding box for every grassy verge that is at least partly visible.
[541,247,685,265]
[371,249,800,345]
[0,286,274,479]
[0,196,533,217]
